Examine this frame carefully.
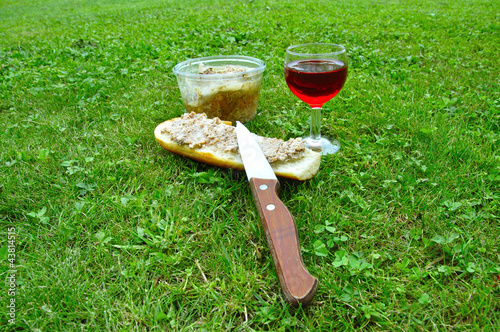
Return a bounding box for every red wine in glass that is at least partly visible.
[284,43,348,155]
[284,59,348,108]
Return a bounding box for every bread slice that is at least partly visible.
[154,114,321,181]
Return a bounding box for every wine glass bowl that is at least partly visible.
[284,43,348,155]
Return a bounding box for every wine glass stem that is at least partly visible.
[310,107,322,140]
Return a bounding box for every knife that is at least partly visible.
[236,121,318,307]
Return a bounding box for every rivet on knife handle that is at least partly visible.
[249,177,318,307]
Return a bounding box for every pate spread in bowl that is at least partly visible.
[173,55,266,124]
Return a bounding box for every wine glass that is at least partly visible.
[284,43,348,155]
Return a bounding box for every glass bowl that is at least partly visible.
[173,55,266,124]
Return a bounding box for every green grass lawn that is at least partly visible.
[1,0,499,330]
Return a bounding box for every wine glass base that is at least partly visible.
[304,136,340,155]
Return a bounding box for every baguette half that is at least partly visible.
[154,113,321,180]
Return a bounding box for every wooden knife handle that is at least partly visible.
[249,178,318,307]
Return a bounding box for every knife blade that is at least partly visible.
[236,121,318,307]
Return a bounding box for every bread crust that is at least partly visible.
[154,118,321,180]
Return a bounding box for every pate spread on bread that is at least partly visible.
[154,112,321,180]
